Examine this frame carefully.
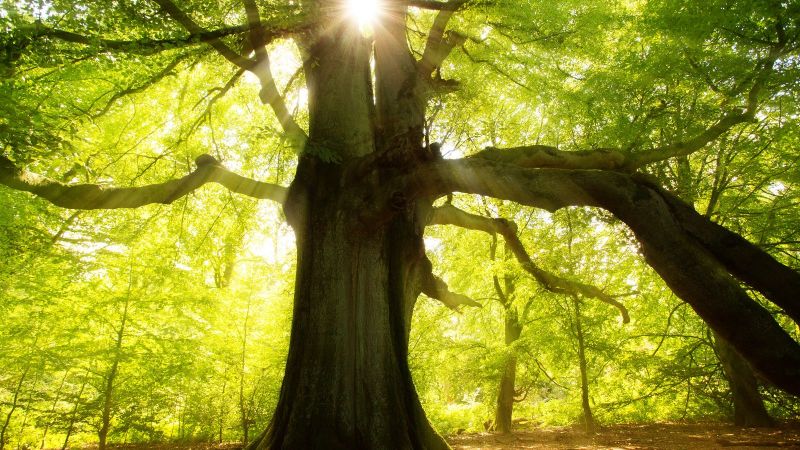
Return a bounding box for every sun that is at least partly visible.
[346,0,381,27]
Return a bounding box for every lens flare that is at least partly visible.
[346,0,380,26]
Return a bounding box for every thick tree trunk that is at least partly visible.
[714,333,774,427]
[248,160,447,449]
[244,4,449,446]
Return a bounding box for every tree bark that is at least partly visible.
[248,160,447,449]
[98,298,129,450]
[0,367,29,450]
[714,333,774,427]
[572,297,597,434]
[401,161,800,395]
[61,375,88,450]
[494,309,522,434]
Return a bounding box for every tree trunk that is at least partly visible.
[61,375,88,450]
[248,161,446,449]
[245,4,447,446]
[0,367,29,450]
[99,298,129,450]
[572,297,596,434]
[714,333,774,427]
[494,309,522,434]
[40,370,69,449]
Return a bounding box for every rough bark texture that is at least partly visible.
[402,161,800,395]
[246,4,449,447]
[248,160,446,450]
[714,333,775,427]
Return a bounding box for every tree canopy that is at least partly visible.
[1,0,799,448]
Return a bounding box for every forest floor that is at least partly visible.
[71,423,800,449]
[446,423,800,449]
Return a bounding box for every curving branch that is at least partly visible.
[0,154,286,209]
[420,258,481,311]
[417,0,468,78]
[391,158,800,395]
[238,0,307,146]
[253,55,308,147]
[469,38,790,172]
[428,203,629,322]
[91,51,198,119]
[469,106,756,173]
[152,0,254,69]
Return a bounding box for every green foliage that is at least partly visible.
[1,0,799,446]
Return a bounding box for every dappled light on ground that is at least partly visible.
[447,423,800,449]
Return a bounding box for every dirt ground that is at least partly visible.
[83,424,800,449]
[446,423,800,449]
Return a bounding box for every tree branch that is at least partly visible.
[469,41,790,172]
[91,51,198,119]
[408,0,462,10]
[13,23,252,56]
[428,203,629,322]
[254,55,308,147]
[420,255,481,311]
[391,158,800,394]
[152,0,254,69]
[0,154,287,209]
[238,0,307,146]
[417,0,468,78]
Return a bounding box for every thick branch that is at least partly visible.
[470,47,781,172]
[637,176,800,325]
[471,145,628,170]
[628,109,756,168]
[418,0,467,77]
[428,203,629,322]
[393,158,800,394]
[254,54,308,147]
[14,23,252,55]
[469,108,754,171]
[0,154,286,209]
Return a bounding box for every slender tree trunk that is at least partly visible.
[218,374,228,444]
[240,297,252,446]
[40,370,70,449]
[0,367,29,450]
[99,298,129,450]
[572,297,596,433]
[62,376,88,450]
[494,309,522,434]
[713,333,774,427]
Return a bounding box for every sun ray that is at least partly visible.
[346,0,381,27]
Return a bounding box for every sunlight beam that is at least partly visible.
[346,0,381,27]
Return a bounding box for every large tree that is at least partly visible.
[2,0,799,448]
